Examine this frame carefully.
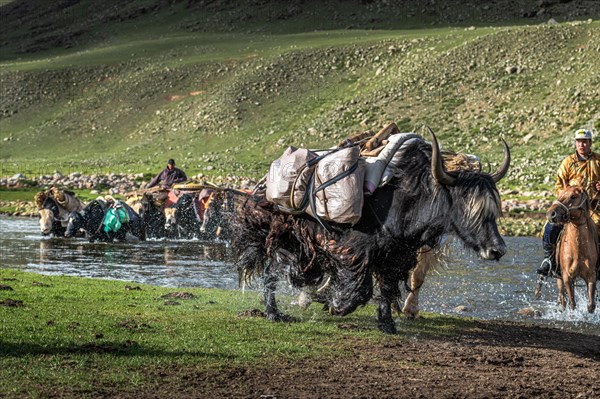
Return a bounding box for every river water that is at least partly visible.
[1,216,598,335]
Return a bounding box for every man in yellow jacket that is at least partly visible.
[538,128,600,277]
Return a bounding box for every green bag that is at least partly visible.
[103,202,130,233]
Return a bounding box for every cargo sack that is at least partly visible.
[307,146,365,225]
[50,187,84,212]
[103,201,130,233]
[364,133,422,193]
[266,146,317,212]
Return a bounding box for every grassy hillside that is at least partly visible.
[1,0,600,192]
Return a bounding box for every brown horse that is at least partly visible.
[546,185,597,313]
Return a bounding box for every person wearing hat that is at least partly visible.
[146,159,188,192]
[538,128,600,277]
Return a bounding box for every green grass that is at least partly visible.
[1,1,599,194]
[0,269,475,396]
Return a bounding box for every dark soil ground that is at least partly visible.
[103,320,599,399]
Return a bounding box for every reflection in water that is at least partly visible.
[1,216,598,335]
[32,238,238,289]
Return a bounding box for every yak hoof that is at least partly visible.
[266,313,298,323]
[378,322,397,335]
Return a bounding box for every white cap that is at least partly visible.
[574,128,592,140]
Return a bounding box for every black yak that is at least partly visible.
[234,130,509,334]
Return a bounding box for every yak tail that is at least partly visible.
[232,196,274,286]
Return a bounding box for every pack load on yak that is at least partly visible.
[102,200,131,234]
[34,187,85,236]
[236,126,509,334]
[264,122,480,229]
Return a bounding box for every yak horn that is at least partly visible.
[491,138,511,183]
[429,127,457,187]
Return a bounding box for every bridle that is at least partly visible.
[551,190,589,223]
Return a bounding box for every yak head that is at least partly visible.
[429,129,509,261]
[65,210,85,238]
[164,206,177,232]
[38,197,61,235]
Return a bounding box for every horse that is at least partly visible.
[35,188,84,236]
[164,192,203,239]
[234,129,509,334]
[546,185,598,313]
[65,198,145,242]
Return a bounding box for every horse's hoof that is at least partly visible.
[404,313,416,321]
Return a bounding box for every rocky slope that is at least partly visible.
[1,0,599,196]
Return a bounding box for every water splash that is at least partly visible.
[1,217,598,335]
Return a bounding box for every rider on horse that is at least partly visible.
[146,159,187,203]
[538,128,600,280]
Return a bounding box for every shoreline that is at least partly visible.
[1,173,549,237]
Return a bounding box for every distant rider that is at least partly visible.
[538,128,600,279]
[146,159,187,202]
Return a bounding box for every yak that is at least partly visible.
[65,199,145,242]
[233,130,509,334]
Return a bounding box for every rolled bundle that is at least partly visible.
[364,133,422,193]
[34,191,48,209]
[51,187,84,212]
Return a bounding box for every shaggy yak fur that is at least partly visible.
[140,193,167,239]
[233,131,510,334]
[200,190,237,241]
[164,193,203,239]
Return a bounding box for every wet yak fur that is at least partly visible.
[234,131,509,334]
[140,193,167,239]
[165,193,202,239]
[200,190,236,241]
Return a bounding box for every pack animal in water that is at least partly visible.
[65,198,145,242]
[234,129,510,334]
[138,193,167,239]
[546,185,598,313]
[164,192,203,239]
[35,188,84,236]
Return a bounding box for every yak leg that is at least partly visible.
[402,247,433,319]
[262,261,297,322]
[587,280,596,313]
[263,261,282,321]
[377,272,403,335]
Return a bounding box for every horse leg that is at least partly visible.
[563,275,577,311]
[556,277,566,310]
[402,247,433,319]
[587,280,596,313]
